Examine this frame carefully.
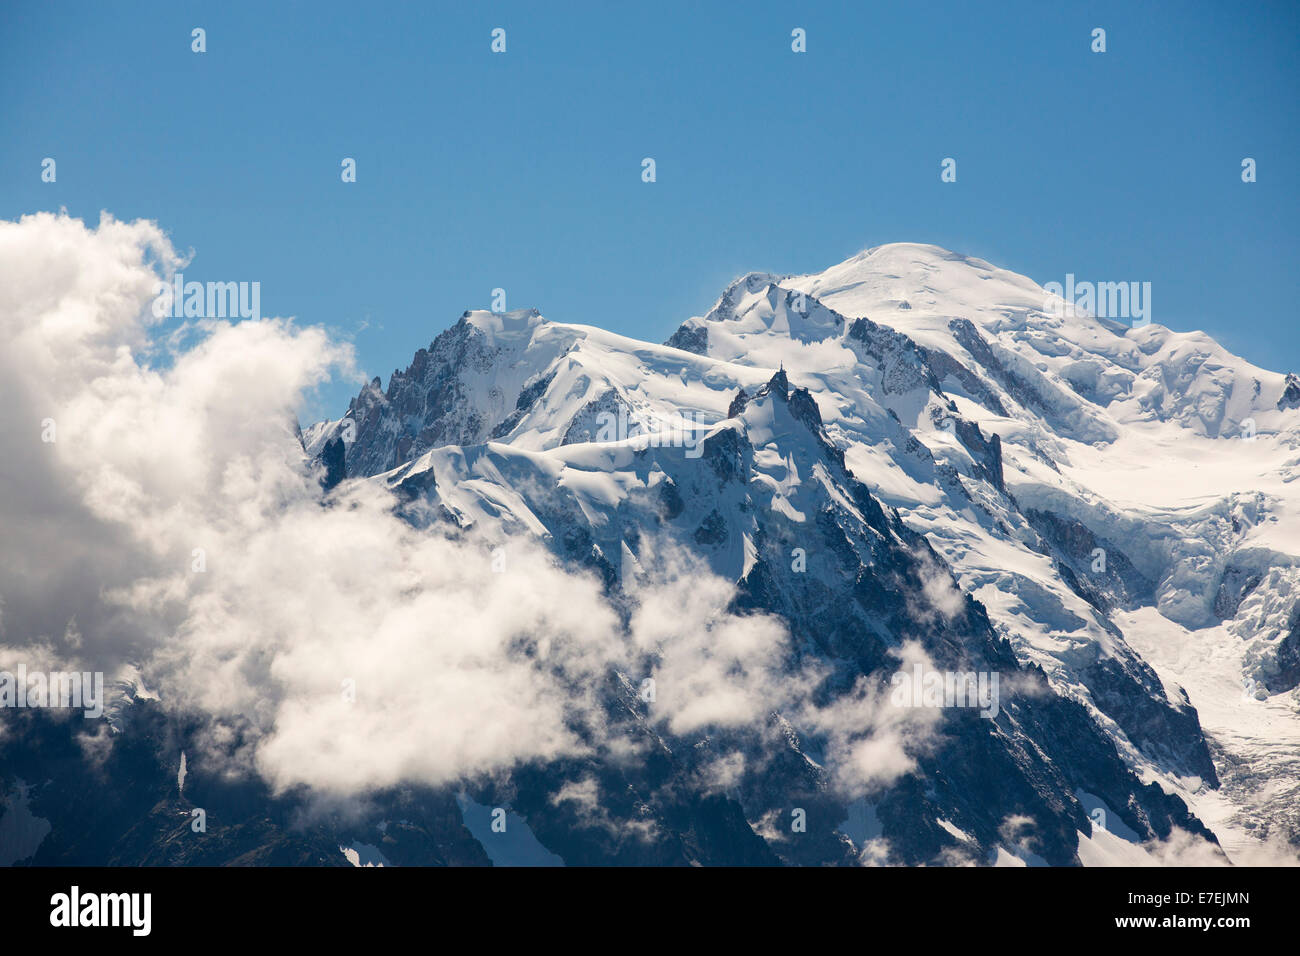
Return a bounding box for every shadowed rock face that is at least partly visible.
[1270,613,1300,694]
[0,705,491,867]
[1024,508,1156,613]
[846,316,944,398]
[320,435,347,492]
[1277,373,1300,411]
[324,314,547,482]
[342,320,493,476]
[664,321,708,355]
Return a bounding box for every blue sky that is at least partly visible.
[3,0,1297,420]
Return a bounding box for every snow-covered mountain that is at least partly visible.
[291,243,1300,865]
[9,242,1296,866]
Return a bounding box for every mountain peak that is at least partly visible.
[1279,372,1300,410]
[462,307,546,345]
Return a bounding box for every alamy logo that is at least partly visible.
[594,408,708,459]
[0,666,105,718]
[889,664,1000,719]
[152,272,261,320]
[1042,274,1151,327]
[49,886,151,936]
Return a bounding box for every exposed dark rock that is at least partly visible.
[1278,373,1300,411]
[665,322,708,355]
[1268,610,1300,694]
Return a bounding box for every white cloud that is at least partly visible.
[799,641,944,797]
